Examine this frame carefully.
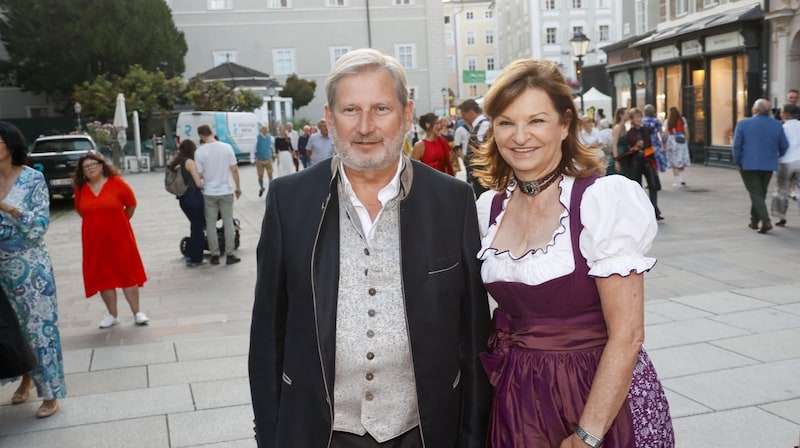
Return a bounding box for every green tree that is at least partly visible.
[73,65,186,123]
[0,0,187,109]
[185,76,264,112]
[280,74,317,111]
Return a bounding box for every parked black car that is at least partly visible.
[28,135,97,198]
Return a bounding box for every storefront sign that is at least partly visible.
[681,40,702,56]
[651,45,679,62]
[705,32,743,53]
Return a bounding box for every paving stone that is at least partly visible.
[0,384,193,437]
[711,328,800,362]
[62,348,92,374]
[65,366,148,397]
[709,308,800,333]
[187,439,257,448]
[777,302,800,316]
[672,291,773,314]
[663,359,800,411]
[91,341,177,371]
[169,404,254,447]
[661,389,713,419]
[643,318,749,350]
[0,415,169,448]
[175,335,249,362]
[645,300,713,321]
[648,342,758,379]
[149,356,248,387]
[735,284,800,305]
[191,377,252,410]
[672,407,800,447]
[760,398,800,425]
[644,310,672,325]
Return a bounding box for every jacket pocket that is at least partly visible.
[452,370,461,389]
[428,256,460,275]
[282,372,292,386]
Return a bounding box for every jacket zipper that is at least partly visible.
[312,186,335,448]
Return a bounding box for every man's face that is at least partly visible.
[788,91,799,105]
[325,69,412,171]
[318,122,328,137]
[260,126,268,135]
[461,109,477,125]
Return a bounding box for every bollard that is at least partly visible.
[154,135,165,167]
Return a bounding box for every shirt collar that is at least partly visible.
[338,157,405,208]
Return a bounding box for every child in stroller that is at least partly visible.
[180,213,240,257]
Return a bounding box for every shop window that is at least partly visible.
[709,56,745,146]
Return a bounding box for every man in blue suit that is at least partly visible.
[733,98,789,233]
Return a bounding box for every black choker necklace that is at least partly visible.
[516,169,560,196]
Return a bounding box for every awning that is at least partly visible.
[632,3,762,48]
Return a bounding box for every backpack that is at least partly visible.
[165,162,189,197]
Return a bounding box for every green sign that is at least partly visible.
[462,70,486,84]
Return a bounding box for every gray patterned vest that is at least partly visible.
[332,184,419,442]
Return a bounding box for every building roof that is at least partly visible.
[199,62,274,88]
[632,4,763,48]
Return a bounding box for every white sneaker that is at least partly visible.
[99,313,119,329]
[134,312,149,326]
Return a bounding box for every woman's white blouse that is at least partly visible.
[476,175,657,286]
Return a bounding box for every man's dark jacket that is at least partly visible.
[249,156,492,447]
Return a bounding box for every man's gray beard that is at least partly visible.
[333,127,403,171]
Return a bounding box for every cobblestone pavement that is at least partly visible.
[1,163,798,447]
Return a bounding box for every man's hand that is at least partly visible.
[235,189,241,199]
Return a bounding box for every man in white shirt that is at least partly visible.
[459,99,490,197]
[286,122,300,171]
[194,124,242,266]
[306,119,335,165]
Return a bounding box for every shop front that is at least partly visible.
[634,5,765,166]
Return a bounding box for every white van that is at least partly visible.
[176,111,259,162]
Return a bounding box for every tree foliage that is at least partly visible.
[73,65,186,123]
[0,0,187,109]
[185,76,264,112]
[280,74,317,111]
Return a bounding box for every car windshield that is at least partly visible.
[32,139,94,153]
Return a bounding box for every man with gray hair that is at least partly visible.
[249,48,491,447]
[733,98,788,233]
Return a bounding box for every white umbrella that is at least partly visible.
[113,93,128,149]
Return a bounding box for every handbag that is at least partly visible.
[0,288,36,379]
[673,134,686,144]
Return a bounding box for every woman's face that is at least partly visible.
[630,113,643,127]
[81,158,104,182]
[492,87,568,181]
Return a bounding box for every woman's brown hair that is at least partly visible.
[72,153,120,190]
[471,59,603,191]
[667,107,682,130]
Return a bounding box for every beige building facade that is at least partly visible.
[443,0,498,105]
[168,0,446,122]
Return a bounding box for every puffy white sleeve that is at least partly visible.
[578,175,658,277]
[475,189,497,238]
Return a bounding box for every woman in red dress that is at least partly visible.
[72,154,148,329]
[411,112,455,175]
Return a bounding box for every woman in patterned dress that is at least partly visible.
[665,107,692,187]
[471,59,674,447]
[0,121,65,418]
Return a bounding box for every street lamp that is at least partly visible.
[73,102,82,131]
[441,87,448,116]
[265,79,278,134]
[570,31,590,115]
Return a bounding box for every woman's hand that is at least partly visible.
[1,202,22,218]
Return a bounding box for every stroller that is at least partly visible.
[180,215,241,256]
